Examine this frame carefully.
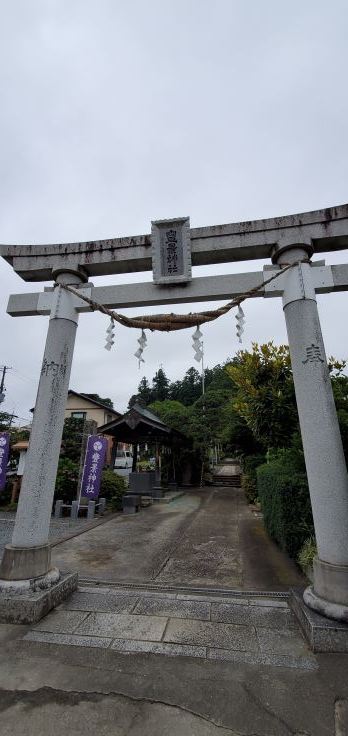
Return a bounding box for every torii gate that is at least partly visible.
[1,204,348,623]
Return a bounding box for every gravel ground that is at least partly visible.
[0,512,101,561]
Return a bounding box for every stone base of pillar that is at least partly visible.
[0,571,78,624]
[303,586,348,624]
[0,543,52,581]
[312,557,348,607]
[0,566,60,594]
[290,589,348,652]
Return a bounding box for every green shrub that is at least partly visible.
[0,479,14,507]
[257,458,314,558]
[55,457,79,503]
[3,501,18,512]
[54,461,126,509]
[298,537,317,575]
[100,469,126,510]
[241,473,258,504]
[241,453,265,504]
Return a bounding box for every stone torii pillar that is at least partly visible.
[0,268,88,592]
[272,244,348,621]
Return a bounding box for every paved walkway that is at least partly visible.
[51,487,304,590]
[25,584,316,671]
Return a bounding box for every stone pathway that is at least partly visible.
[24,584,317,671]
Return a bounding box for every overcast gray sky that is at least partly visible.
[0,0,348,422]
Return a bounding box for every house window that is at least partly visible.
[71,412,87,420]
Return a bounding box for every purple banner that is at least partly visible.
[0,432,10,491]
[81,435,108,500]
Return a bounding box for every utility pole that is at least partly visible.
[0,366,11,405]
[201,348,205,396]
[7,412,16,429]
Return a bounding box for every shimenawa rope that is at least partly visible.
[57,260,305,332]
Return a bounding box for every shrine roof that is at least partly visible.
[98,403,187,444]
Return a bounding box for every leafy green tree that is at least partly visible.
[148,399,191,435]
[204,364,233,392]
[226,342,298,449]
[207,392,260,455]
[226,342,348,458]
[146,361,259,460]
[148,399,202,485]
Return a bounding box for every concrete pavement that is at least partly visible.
[0,609,347,735]
[51,487,304,590]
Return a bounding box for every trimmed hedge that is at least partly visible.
[257,459,314,558]
[241,453,265,504]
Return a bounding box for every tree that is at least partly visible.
[329,359,348,463]
[128,393,145,409]
[138,377,152,405]
[83,394,114,409]
[226,343,348,455]
[169,367,202,405]
[60,417,85,463]
[0,412,17,430]
[189,388,259,456]
[148,399,200,485]
[139,360,259,460]
[204,364,233,392]
[226,342,298,450]
[148,399,190,435]
[151,368,170,402]
[127,376,152,409]
[55,457,79,503]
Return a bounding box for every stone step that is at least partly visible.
[152,491,185,504]
[23,584,318,670]
[212,476,241,487]
[140,496,153,507]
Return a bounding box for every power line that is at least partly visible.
[11,369,37,384]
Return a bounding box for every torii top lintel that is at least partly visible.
[1,204,348,282]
